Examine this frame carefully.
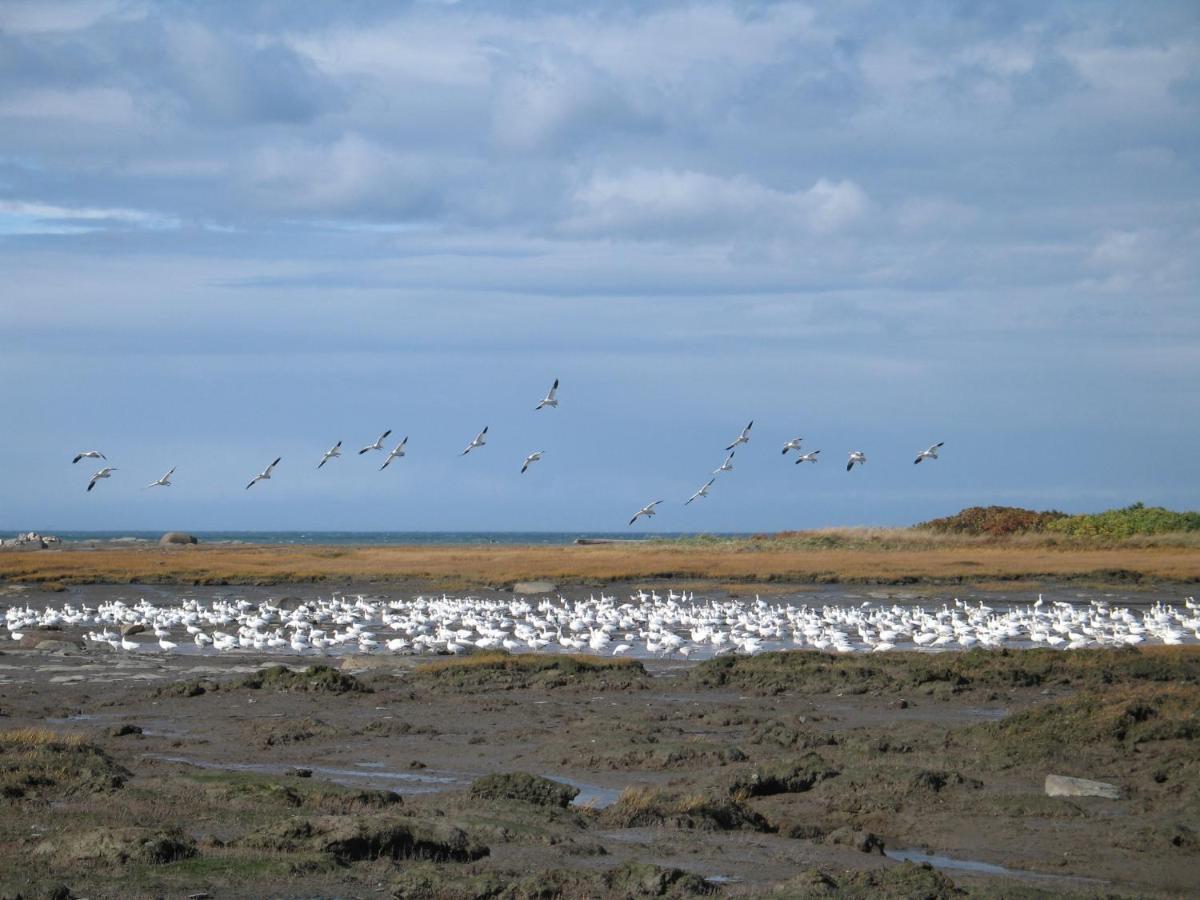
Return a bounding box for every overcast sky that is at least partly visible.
[1,1,1197,533]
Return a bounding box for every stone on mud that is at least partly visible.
[159,531,198,545]
[1045,774,1121,800]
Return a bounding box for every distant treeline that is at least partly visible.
[918,502,1200,538]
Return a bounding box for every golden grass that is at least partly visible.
[0,727,87,748]
[0,531,1197,587]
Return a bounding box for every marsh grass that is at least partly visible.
[2,532,1197,587]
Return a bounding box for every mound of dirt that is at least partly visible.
[0,729,129,800]
[34,827,196,866]
[414,652,647,692]
[470,772,579,808]
[239,814,488,864]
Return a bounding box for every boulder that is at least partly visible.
[19,631,85,650]
[1045,774,1121,800]
[159,532,198,546]
[121,623,146,637]
[512,581,557,595]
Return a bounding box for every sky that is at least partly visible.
[1,0,1198,533]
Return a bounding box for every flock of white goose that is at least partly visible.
[6,591,1199,658]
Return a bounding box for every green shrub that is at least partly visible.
[916,505,1066,536]
[1046,502,1200,538]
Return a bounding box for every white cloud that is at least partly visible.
[566,168,868,240]
[0,88,140,126]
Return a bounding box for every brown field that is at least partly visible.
[2,530,1198,587]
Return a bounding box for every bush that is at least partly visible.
[1046,502,1200,538]
[916,505,1066,536]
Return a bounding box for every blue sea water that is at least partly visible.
[29,530,753,546]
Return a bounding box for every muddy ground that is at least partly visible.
[1,587,1198,899]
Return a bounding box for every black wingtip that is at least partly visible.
[87,482,95,492]
[846,462,853,471]
[358,448,368,454]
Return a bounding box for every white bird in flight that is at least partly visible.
[87,467,116,492]
[914,441,945,465]
[781,437,804,455]
[713,451,735,475]
[629,500,663,526]
[794,450,821,464]
[246,457,281,489]
[359,430,391,455]
[685,478,715,506]
[380,437,408,470]
[461,427,488,456]
[725,420,753,451]
[846,451,866,472]
[535,379,559,410]
[145,466,175,488]
[73,450,105,464]
[521,450,544,474]
[317,441,342,469]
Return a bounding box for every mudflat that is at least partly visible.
[2,535,1199,587]
[1,638,1197,898]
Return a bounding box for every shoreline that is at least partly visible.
[1,539,1198,589]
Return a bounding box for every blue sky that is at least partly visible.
[1,1,1197,532]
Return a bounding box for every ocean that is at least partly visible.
[29,531,754,546]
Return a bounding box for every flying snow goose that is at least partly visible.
[521,450,544,473]
[914,442,944,465]
[713,451,735,475]
[87,467,116,492]
[794,450,821,464]
[145,466,175,488]
[461,426,488,456]
[725,420,753,451]
[358,430,391,455]
[246,457,281,489]
[629,500,663,526]
[73,450,106,464]
[685,478,715,506]
[380,437,409,470]
[535,379,559,410]
[846,451,866,472]
[318,441,342,468]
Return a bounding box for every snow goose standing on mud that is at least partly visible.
[246,458,281,490]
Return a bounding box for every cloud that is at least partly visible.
[566,168,868,240]
[0,199,176,234]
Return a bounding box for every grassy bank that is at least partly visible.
[1,529,1199,587]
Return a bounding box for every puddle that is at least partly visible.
[541,775,623,809]
[144,754,462,794]
[885,849,1105,884]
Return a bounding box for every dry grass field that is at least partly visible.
[1,529,1198,587]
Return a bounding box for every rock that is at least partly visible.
[109,724,143,737]
[1045,774,1121,800]
[121,623,146,637]
[19,632,85,651]
[159,531,198,546]
[275,596,307,610]
[290,768,313,778]
[512,581,557,595]
[34,639,86,653]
